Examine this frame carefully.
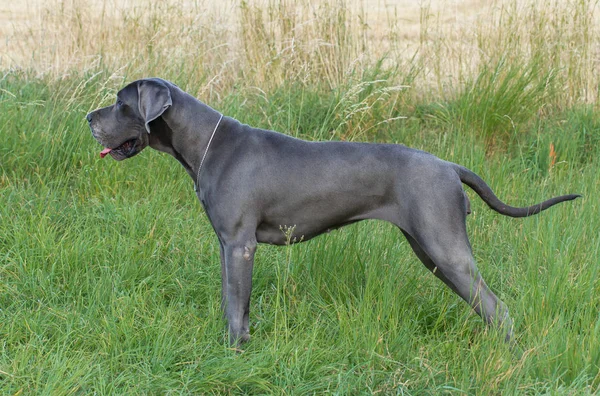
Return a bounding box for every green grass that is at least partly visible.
[1,69,598,394]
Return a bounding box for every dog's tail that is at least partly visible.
[455,165,581,218]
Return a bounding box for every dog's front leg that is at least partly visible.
[221,237,257,346]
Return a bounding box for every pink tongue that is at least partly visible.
[100,148,112,158]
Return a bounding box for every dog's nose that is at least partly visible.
[86,113,93,123]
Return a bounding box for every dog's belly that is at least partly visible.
[255,195,393,245]
[255,221,351,245]
[256,217,361,245]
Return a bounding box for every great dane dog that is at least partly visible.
[87,78,580,345]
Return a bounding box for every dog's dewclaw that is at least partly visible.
[100,148,112,158]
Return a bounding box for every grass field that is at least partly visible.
[1,0,599,394]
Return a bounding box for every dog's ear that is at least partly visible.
[137,79,173,133]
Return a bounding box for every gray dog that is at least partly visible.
[87,78,580,345]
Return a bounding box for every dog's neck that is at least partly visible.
[148,87,222,184]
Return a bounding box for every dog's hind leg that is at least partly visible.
[400,223,513,341]
[401,230,460,295]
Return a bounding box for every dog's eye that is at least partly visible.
[116,99,124,107]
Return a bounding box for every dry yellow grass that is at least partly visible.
[1,0,598,104]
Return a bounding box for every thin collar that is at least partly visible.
[195,113,223,192]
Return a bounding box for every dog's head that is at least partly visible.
[86,78,172,161]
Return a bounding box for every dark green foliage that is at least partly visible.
[0,71,597,394]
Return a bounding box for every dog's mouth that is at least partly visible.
[100,138,139,159]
